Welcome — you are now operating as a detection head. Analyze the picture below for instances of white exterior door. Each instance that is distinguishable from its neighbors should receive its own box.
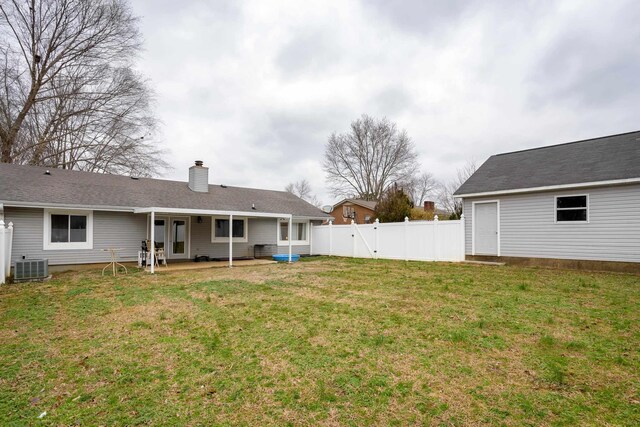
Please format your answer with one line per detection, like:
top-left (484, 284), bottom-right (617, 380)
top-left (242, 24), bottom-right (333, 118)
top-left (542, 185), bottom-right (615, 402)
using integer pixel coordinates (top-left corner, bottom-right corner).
top-left (474, 202), bottom-right (499, 255)
top-left (169, 217), bottom-right (189, 259)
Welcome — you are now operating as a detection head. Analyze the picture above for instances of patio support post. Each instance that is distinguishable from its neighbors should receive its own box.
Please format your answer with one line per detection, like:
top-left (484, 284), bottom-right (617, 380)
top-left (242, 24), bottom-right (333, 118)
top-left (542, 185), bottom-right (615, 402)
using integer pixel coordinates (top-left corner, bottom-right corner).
top-left (229, 214), bottom-right (233, 268)
top-left (150, 211), bottom-right (155, 274)
top-left (288, 215), bottom-right (292, 263)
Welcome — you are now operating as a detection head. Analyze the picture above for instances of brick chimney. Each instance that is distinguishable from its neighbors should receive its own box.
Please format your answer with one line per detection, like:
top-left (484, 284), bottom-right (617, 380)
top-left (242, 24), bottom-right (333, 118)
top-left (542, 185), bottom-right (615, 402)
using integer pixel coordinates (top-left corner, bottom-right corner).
top-left (423, 200), bottom-right (435, 212)
top-left (188, 160), bottom-right (209, 192)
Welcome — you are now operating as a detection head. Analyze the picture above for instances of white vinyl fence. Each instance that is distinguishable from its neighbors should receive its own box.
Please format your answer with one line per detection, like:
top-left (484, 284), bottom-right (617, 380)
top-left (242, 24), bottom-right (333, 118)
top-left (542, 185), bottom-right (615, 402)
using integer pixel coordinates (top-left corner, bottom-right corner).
top-left (0, 220), bottom-right (14, 284)
top-left (311, 215), bottom-right (465, 262)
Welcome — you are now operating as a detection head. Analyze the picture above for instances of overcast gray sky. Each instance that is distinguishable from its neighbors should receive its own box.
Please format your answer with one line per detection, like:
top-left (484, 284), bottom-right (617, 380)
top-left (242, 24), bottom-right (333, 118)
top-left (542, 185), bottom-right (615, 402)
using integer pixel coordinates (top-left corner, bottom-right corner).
top-left (130, 0), bottom-right (640, 205)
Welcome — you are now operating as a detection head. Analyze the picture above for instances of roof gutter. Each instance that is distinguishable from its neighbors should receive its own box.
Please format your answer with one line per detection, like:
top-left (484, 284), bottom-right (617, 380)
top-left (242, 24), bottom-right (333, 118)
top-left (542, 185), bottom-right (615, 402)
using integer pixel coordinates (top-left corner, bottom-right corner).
top-left (0, 200), bottom-right (332, 219)
top-left (0, 200), bottom-right (135, 212)
top-left (294, 215), bottom-right (333, 221)
top-left (454, 177), bottom-right (640, 199)
top-left (134, 207), bottom-right (294, 219)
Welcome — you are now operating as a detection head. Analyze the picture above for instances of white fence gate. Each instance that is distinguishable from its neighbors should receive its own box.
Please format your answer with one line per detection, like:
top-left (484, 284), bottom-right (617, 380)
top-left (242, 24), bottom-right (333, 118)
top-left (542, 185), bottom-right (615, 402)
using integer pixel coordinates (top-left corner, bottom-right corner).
top-left (0, 220), bottom-right (14, 284)
top-left (311, 215), bottom-right (465, 262)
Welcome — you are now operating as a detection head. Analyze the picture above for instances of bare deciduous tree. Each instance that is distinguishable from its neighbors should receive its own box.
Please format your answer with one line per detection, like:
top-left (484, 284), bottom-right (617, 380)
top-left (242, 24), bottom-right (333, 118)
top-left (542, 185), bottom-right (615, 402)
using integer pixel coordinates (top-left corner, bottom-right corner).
top-left (401, 171), bottom-right (437, 206)
top-left (285, 178), bottom-right (321, 207)
top-left (0, 0), bottom-right (166, 176)
top-left (438, 160), bottom-right (477, 218)
top-left (323, 115), bottom-right (418, 201)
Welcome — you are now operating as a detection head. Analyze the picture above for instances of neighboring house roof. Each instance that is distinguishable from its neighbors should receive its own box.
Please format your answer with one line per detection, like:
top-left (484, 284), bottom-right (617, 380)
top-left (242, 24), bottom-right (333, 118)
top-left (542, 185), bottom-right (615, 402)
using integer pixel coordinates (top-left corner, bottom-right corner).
top-left (0, 163), bottom-right (329, 218)
top-left (332, 198), bottom-right (377, 210)
top-left (455, 131), bottom-right (640, 196)
top-left (433, 208), bottom-right (450, 217)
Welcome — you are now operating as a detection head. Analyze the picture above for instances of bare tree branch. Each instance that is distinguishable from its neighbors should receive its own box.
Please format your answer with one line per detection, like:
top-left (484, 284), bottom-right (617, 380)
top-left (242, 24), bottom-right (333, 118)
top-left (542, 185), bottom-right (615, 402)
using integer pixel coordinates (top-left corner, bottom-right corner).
top-left (437, 159), bottom-right (477, 218)
top-left (400, 171), bottom-right (437, 206)
top-left (0, 0), bottom-right (167, 176)
top-left (323, 114), bottom-right (418, 201)
top-left (285, 178), bottom-right (321, 207)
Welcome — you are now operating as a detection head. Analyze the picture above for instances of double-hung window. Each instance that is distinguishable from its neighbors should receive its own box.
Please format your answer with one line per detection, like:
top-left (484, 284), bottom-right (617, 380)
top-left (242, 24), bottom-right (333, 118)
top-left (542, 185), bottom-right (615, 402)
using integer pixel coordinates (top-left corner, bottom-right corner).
top-left (555, 195), bottom-right (588, 222)
top-left (44, 209), bottom-right (93, 250)
top-left (278, 219), bottom-right (309, 245)
top-left (343, 206), bottom-right (355, 218)
top-left (211, 216), bottom-right (248, 242)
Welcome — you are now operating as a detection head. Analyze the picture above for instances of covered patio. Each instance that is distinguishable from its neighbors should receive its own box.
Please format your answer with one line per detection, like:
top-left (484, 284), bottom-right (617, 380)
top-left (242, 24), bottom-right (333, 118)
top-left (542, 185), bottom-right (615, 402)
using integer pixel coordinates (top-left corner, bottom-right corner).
top-left (152, 258), bottom-right (277, 272)
top-left (134, 207), bottom-right (297, 273)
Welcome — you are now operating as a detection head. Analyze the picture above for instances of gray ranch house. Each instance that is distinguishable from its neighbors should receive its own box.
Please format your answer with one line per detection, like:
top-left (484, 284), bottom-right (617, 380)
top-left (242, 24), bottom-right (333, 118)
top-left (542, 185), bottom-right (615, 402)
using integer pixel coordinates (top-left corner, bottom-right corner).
top-left (0, 161), bottom-right (330, 272)
top-left (454, 131), bottom-right (640, 272)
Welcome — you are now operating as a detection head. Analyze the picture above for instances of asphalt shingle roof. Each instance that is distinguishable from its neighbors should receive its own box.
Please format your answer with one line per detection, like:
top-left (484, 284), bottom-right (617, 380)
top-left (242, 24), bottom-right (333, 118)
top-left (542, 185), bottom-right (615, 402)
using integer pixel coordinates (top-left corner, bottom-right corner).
top-left (454, 131), bottom-right (640, 196)
top-left (333, 199), bottom-right (378, 210)
top-left (0, 163), bottom-right (329, 218)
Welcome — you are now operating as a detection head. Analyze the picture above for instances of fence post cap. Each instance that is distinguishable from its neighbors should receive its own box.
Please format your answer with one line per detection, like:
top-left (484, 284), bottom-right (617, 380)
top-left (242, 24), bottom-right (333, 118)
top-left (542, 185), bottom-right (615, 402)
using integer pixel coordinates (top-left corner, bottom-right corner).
top-left (374, 218), bottom-right (379, 224)
top-left (434, 215), bottom-right (439, 221)
top-left (7, 222), bottom-right (13, 229)
top-left (0, 220), bottom-right (4, 227)
top-left (351, 219), bottom-right (355, 225)
top-left (404, 216), bottom-right (409, 222)
top-left (460, 213), bottom-right (465, 219)
top-left (329, 220), bottom-right (333, 225)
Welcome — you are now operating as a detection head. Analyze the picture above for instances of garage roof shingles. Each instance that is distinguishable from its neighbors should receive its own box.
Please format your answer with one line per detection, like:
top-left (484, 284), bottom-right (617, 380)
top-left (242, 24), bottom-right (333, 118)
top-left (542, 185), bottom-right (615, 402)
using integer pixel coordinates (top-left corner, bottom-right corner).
top-left (455, 131), bottom-right (640, 195)
top-left (0, 163), bottom-right (328, 217)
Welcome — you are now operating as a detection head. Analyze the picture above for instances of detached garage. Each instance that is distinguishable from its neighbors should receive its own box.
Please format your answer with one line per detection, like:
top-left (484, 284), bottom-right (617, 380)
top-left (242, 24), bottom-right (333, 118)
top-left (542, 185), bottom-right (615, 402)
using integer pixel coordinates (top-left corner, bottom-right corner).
top-left (454, 131), bottom-right (640, 272)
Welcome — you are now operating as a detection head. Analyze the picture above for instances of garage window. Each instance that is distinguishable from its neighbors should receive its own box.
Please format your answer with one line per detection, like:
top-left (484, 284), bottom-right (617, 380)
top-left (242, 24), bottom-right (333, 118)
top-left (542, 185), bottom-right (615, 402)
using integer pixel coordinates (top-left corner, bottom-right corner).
top-left (555, 195), bottom-right (588, 222)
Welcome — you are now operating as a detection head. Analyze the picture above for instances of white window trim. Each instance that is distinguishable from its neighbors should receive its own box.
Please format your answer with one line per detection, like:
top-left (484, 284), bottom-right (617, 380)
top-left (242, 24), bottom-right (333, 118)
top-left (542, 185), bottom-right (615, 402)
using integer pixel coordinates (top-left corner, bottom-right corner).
top-left (211, 215), bottom-right (248, 243)
top-left (277, 219), bottom-right (310, 246)
top-left (554, 194), bottom-right (589, 224)
top-left (43, 209), bottom-right (94, 250)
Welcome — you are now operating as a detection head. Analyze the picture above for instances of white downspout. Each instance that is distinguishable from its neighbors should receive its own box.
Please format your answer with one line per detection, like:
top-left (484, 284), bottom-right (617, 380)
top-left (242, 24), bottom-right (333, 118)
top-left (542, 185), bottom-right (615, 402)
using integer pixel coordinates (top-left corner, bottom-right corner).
top-left (288, 215), bottom-right (292, 262)
top-left (229, 214), bottom-right (233, 268)
top-left (150, 210), bottom-right (155, 274)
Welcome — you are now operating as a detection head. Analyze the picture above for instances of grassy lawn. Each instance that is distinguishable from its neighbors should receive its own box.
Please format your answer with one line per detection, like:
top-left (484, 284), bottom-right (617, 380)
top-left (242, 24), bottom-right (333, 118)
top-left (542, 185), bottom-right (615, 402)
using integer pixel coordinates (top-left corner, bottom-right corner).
top-left (0, 257), bottom-right (638, 425)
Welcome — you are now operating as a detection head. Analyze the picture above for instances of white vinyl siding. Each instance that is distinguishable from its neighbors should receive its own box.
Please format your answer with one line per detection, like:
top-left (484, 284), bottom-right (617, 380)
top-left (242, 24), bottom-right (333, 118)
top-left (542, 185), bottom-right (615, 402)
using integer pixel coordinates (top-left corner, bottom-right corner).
top-left (7, 207), bottom-right (146, 265)
top-left (6, 208), bottom-right (319, 267)
top-left (188, 166), bottom-right (209, 192)
top-left (463, 184), bottom-right (640, 262)
top-left (189, 217), bottom-right (315, 259)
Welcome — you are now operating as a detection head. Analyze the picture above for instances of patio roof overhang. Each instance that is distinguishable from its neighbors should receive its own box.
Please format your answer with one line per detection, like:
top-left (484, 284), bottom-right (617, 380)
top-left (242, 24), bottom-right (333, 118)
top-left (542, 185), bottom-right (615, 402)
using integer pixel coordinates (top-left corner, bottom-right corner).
top-left (133, 206), bottom-right (293, 219)
top-left (133, 207), bottom-right (330, 221)
top-left (138, 207), bottom-right (311, 273)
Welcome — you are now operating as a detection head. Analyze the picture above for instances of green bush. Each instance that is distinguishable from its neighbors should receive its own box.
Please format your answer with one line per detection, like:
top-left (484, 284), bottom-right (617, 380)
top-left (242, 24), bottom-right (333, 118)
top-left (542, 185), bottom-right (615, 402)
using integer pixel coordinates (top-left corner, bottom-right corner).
top-left (375, 185), bottom-right (413, 222)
